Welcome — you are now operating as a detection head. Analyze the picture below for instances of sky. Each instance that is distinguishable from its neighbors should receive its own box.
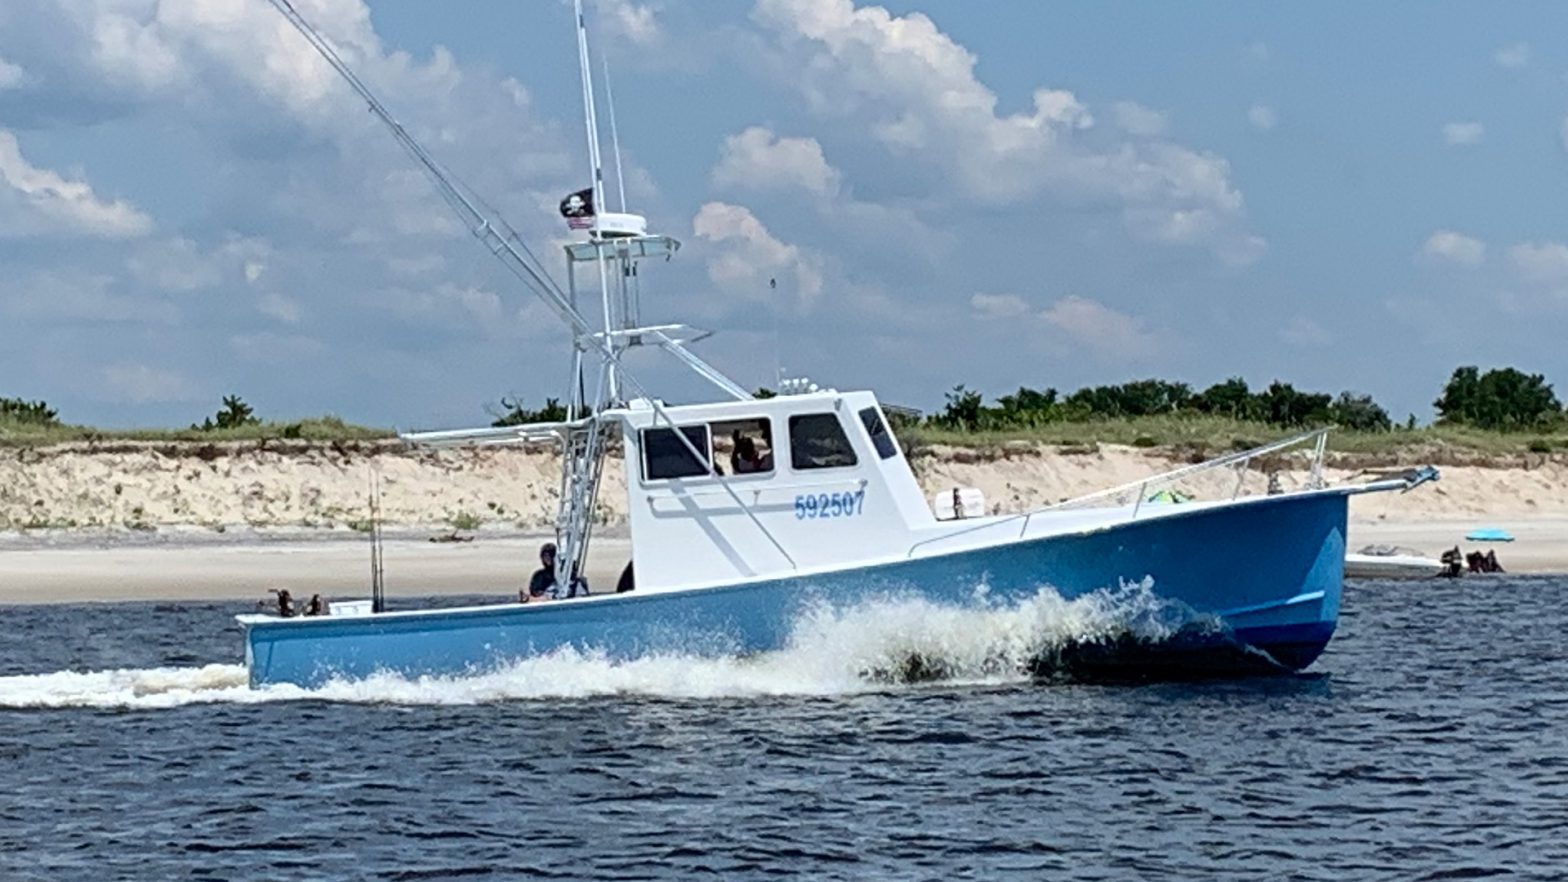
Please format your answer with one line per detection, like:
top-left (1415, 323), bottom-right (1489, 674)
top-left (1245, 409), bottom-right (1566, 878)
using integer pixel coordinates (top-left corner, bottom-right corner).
top-left (1, 0), bottom-right (1567, 430)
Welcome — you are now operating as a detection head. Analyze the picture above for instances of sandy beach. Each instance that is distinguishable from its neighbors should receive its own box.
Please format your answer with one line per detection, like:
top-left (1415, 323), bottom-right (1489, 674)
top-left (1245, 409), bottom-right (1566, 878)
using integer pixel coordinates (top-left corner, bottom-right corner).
top-left (0, 530), bottom-right (633, 605)
top-left (1, 441), bottom-right (1562, 604)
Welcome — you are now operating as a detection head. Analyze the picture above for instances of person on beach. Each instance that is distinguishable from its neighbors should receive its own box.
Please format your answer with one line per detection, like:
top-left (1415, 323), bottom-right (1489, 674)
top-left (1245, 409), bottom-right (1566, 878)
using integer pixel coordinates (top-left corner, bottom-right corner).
top-left (1439, 547), bottom-right (1463, 579)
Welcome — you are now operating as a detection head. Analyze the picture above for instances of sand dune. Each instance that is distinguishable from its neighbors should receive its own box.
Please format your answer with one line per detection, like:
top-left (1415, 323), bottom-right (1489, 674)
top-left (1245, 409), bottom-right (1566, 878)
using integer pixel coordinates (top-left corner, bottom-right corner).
top-left (1, 440), bottom-right (1559, 603)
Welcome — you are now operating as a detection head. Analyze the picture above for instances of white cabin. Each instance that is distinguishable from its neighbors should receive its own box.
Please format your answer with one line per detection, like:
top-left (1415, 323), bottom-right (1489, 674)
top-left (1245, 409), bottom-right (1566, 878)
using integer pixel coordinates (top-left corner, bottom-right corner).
top-left (610, 388), bottom-right (1153, 593)
top-left (615, 389), bottom-right (934, 591)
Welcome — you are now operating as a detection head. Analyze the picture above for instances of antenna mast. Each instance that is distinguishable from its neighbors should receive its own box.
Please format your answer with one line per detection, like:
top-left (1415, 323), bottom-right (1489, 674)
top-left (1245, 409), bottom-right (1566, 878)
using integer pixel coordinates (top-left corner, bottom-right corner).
top-left (602, 56), bottom-right (628, 212)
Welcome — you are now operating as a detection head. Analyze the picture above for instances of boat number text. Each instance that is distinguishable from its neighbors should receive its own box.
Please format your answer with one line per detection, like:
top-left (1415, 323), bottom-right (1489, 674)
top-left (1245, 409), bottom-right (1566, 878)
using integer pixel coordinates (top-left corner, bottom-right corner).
top-left (795, 490), bottom-right (866, 520)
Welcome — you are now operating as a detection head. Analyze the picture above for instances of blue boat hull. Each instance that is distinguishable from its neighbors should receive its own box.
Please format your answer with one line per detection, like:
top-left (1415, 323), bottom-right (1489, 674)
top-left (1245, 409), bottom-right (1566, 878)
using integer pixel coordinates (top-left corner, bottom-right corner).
top-left (244, 492), bottom-right (1348, 688)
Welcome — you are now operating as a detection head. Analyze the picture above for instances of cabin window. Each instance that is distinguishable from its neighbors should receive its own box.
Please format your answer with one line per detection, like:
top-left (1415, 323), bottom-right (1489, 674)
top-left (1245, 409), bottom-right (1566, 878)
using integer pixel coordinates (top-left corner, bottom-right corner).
top-left (641, 425), bottom-right (711, 480)
top-left (858, 406), bottom-right (898, 460)
top-left (711, 418), bottom-right (774, 475)
top-left (788, 413), bottom-right (859, 470)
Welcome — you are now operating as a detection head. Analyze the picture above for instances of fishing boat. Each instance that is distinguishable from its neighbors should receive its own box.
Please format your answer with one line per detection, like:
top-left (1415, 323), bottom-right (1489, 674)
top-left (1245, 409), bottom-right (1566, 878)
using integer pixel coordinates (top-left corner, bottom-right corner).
top-left (239, 1), bottom-right (1439, 688)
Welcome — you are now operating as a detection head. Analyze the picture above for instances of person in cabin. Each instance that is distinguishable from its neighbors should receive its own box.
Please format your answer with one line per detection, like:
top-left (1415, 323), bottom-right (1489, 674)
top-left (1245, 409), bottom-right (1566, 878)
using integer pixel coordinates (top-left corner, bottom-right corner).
top-left (616, 561), bottom-right (635, 594)
top-left (731, 432), bottom-right (772, 474)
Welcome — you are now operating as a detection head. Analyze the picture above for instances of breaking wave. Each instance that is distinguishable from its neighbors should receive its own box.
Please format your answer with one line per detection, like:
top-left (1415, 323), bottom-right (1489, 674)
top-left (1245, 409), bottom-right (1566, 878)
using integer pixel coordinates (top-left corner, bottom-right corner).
top-left (0, 579), bottom-right (1264, 711)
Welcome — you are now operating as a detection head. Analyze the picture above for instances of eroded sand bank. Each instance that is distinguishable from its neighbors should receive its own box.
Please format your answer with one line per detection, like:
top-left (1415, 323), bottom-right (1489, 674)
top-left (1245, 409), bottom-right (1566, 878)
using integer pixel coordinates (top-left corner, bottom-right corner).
top-left (1, 441), bottom-right (1560, 603)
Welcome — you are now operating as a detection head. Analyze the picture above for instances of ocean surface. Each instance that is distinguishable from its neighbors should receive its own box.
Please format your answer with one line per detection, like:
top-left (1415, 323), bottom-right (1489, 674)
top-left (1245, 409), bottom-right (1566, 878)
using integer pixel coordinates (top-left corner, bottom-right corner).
top-left (2, 576), bottom-right (1565, 880)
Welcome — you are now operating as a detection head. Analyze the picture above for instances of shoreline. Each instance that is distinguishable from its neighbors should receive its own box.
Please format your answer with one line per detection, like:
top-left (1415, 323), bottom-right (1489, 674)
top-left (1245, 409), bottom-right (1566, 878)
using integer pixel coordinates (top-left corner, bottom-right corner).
top-left (0, 518), bottom-right (1557, 606)
top-left (3, 442), bottom-right (1563, 604)
top-left (0, 531), bottom-right (633, 606)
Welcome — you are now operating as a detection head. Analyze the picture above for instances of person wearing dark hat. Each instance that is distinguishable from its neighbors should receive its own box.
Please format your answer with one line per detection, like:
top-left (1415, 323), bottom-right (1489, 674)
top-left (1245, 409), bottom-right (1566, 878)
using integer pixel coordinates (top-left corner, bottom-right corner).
top-left (523, 543), bottom-right (558, 602)
top-left (522, 542), bottom-right (591, 602)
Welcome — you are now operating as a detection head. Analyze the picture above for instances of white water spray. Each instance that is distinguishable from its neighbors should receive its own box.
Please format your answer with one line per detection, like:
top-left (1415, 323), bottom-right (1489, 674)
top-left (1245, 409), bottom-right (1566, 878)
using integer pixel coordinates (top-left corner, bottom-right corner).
top-left (0, 581), bottom-right (1216, 710)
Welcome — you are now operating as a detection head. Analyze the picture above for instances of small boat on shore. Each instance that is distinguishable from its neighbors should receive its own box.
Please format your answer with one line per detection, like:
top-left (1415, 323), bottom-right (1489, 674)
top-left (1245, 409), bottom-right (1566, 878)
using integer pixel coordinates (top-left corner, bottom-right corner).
top-left (1344, 546), bottom-right (1445, 580)
top-left (238, 1), bottom-right (1438, 689)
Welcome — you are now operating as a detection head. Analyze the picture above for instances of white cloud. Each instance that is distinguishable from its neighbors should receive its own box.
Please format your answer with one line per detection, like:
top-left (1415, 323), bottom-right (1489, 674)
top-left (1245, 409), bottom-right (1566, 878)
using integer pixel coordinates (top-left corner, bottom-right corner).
top-left (1493, 42), bottom-right (1530, 69)
top-left (127, 237), bottom-right (222, 292)
top-left (1509, 241), bottom-right (1568, 285)
top-left (230, 331), bottom-right (325, 363)
top-left (1111, 101), bottom-right (1168, 138)
top-left (692, 201), bottom-right (823, 308)
top-left (969, 292), bottom-right (1030, 319)
top-left (0, 129), bottom-right (153, 238)
top-left (389, 254), bottom-right (446, 276)
top-left (751, 0), bottom-right (1256, 261)
top-left (1442, 121), bottom-right (1484, 146)
top-left (1279, 316), bottom-right (1332, 348)
top-left (0, 269), bottom-right (174, 324)
top-left (592, 0), bottom-right (664, 47)
top-left (1420, 230), bottom-right (1486, 267)
top-left (1247, 104), bottom-right (1277, 131)
top-left (1039, 295), bottom-right (1155, 356)
top-left (0, 55), bottom-right (24, 90)
top-left (101, 363), bottom-right (200, 404)
top-left (712, 126), bottom-right (841, 196)
top-left (258, 291), bottom-right (302, 324)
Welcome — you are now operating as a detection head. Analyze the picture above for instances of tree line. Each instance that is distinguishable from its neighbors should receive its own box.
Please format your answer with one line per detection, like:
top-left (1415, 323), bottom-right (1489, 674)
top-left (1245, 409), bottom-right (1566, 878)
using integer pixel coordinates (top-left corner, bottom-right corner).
top-left (925, 366), bottom-right (1563, 433)
top-left (3, 365), bottom-right (1563, 436)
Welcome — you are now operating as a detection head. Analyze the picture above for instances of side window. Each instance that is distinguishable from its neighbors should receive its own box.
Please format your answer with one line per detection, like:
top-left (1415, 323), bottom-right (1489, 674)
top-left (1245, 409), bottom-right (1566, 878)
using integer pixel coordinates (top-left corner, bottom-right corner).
top-left (858, 406), bottom-right (898, 460)
top-left (789, 413), bottom-right (859, 470)
top-left (641, 425), bottom-right (711, 480)
top-left (711, 418), bottom-right (774, 476)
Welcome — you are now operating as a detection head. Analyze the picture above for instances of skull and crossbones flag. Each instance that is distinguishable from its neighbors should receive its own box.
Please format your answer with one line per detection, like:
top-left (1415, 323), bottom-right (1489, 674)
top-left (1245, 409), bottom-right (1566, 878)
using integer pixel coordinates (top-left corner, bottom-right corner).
top-left (559, 188), bottom-right (595, 230)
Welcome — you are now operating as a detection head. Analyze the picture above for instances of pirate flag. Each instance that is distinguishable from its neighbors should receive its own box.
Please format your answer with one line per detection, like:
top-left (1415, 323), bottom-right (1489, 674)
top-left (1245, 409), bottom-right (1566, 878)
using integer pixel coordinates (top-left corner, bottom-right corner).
top-left (559, 187), bottom-right (595, 230)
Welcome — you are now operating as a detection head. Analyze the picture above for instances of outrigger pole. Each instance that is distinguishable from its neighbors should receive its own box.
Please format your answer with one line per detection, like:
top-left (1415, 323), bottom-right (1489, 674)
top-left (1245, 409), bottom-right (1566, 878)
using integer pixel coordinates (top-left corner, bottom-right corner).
top-left (268, 0), bottom-right (793, 586)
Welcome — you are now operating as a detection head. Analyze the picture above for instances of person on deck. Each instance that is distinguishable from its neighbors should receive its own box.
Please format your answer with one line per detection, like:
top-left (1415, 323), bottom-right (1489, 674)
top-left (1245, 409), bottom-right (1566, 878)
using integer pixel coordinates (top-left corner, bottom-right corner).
top-left (522, 542), bottom-right (590, 602)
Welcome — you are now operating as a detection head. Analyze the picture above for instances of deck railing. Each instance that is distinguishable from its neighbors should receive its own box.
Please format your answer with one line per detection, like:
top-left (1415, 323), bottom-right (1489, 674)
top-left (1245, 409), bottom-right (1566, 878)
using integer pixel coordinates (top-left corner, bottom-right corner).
top-left (1044, 426), bottom-right (1332, 517)
top-left (906, 427), bottom-right (1335, 558)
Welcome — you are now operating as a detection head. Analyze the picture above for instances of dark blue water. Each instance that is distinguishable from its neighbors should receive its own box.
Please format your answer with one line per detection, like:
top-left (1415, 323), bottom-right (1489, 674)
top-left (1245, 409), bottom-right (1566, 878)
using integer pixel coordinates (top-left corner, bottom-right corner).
top-left (2, 577), bottom-right (1565, 880)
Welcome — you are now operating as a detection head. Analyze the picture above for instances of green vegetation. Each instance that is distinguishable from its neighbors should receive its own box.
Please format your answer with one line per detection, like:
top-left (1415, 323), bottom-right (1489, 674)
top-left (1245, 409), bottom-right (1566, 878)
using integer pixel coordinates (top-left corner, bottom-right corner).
top-left (927, 377), bottom-right (1392, 433)
top-left (1433, 366), bottom-right (1561, 431)
top-left (491, 395), bottom-right (569, 426)
top-left (4, 363), bottom-right (1566, 458)
top-left (0, 397), bottom-right (60, 426)
top-left (900, 413), bottom-right (1567, 458)
top-left (192, 394), bottom-right (260, 432)
top-left (0, 413), bottom-right (388, 447)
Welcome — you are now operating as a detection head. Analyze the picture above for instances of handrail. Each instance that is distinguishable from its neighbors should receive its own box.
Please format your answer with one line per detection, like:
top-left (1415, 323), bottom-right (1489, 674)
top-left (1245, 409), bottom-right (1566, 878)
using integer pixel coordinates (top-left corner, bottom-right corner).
top-left (1042, 427), bottom-right (1330, 513)
top-left (905, 427), bottom-right (1335, 559)
top-left (650, 477), bottom-right (867, 503)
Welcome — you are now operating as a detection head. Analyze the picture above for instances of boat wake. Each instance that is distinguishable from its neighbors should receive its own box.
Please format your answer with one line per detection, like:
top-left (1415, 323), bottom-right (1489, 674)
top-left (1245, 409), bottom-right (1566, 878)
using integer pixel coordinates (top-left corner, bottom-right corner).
top-left (0, 580), bottom-right (1275, 710)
